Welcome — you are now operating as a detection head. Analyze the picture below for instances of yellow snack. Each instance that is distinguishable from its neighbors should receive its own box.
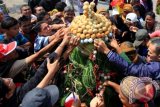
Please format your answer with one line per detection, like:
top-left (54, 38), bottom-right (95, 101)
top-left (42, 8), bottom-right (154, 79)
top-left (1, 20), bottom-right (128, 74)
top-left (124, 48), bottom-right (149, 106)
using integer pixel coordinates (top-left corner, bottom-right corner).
top-left (86, 34), bottom-right (91, 38)
top-left (91, 34), bottom-right (96, 39)
top-left (80, 34), bottom-right (85, 39)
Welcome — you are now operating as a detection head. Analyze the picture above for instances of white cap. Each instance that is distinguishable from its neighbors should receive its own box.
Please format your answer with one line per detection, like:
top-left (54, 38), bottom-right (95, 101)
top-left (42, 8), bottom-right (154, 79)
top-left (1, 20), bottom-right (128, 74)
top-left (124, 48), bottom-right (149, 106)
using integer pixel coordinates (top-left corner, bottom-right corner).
top-left (126, 13), bottom-right (138, 23)
top-left (112, 7), bottom-right (119, 16)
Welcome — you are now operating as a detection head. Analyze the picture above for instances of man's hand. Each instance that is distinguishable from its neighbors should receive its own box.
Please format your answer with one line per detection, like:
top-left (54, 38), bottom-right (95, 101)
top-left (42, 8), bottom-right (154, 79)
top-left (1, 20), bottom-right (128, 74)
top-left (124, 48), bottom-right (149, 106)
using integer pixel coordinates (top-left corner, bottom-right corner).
top-left (61, 35), bottom-right (71, 46)
top-left (62, 37), bottom-right (80, 60)
top-left (110, 39), bottom-right (119, 49)
top-left (53, 28), bottom-right (65, 42)
top-left (47, 58), bottom-right (59, 73)
top-left (129, 26), bottom-right (138, 32)
top-left (94, 39), bottom-right (110, 55)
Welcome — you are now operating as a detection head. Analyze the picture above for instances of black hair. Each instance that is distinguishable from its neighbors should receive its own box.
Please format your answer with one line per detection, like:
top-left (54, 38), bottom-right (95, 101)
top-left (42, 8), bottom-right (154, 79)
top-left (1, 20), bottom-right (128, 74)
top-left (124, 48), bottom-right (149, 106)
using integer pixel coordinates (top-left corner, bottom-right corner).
top-left (36, 12), bottom-right (49, 22)
top-left (0, 78), bottom-right (9, 99)
top-left (145, 11), bottom-right (156, 19)
top-left (33, 5), bottom-right (43, 14)
top-left (55, 2), bottom-right (67, 12)
top-left (1, 17), bottom-right (18, 29)
top-left (18, 16), bottom-right (31, 26)
top-left (32, 21), bottom-right (45, 33)
top-left (20, 4), bottom-right (30, 12)
top-left (52, 17), bottom-right (63, 24)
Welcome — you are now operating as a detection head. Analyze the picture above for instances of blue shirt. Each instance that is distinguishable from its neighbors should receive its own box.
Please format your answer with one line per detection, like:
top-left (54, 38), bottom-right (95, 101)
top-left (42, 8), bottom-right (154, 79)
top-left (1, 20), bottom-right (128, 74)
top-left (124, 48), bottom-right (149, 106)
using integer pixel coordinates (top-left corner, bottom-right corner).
top-left (107, 51), bottom-right (160, 80)
top-left (0, 32), bottom-right (29, 46)
top-left (34, 35), bottom-right (49, 52)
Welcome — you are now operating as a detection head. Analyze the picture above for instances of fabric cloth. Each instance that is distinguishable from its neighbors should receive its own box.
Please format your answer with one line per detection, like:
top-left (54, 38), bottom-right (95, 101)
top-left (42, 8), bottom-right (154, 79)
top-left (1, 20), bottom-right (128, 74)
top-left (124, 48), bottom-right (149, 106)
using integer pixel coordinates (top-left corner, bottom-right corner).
top-left (0, 41), bottom-right (17, 58)
top-left (0, 60), bottom-right (15, 76)
top-left (143, 21), bottom-right (160, 33)
top-left (106, 51), bottom-right (160, 80)
top-left (34, 35), bottom-right (49, 52)
top-left (20, 85), bottom-right (59, 107)
top-left (6, 59), bottom-right (28, 78)
top-left (0, 32), bottom-right (29, 46)
top-left (39, 0), bottom-right (59, 12)
top-left (2, 51), bottom-right (57, 107)
top-left (149, 30), bottom-right (160, 38)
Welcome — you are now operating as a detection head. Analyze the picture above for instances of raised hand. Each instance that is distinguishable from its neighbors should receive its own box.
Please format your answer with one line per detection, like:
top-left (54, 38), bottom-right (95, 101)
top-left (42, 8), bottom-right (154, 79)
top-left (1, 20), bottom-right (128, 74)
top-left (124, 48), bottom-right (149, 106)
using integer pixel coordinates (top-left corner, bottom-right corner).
top-left (94, 39), bottom-right (109, 54)
top-left (47, 58), bottom-right (60, 73)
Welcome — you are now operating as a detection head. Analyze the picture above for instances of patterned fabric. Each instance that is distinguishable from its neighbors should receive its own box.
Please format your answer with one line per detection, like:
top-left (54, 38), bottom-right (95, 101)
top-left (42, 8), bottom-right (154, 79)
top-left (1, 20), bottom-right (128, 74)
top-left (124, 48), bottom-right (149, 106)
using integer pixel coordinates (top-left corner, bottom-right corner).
top-left (0, 32), bottom-right (29, 46)
top-left (34, 35), bottom-right (49, 52)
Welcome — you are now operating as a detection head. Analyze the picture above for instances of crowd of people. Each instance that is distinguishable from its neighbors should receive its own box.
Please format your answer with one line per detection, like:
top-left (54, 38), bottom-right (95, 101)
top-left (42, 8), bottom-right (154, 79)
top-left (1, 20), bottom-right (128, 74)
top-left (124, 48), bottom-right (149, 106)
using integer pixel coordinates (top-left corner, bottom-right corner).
top-left (0, 0), bottom-right (160, 107)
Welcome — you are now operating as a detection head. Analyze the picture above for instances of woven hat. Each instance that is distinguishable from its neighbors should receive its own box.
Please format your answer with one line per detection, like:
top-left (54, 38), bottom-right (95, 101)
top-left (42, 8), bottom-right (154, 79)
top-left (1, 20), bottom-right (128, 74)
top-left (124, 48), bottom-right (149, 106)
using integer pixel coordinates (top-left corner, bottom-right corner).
top-left (120, 76), bottom-right (159, 104)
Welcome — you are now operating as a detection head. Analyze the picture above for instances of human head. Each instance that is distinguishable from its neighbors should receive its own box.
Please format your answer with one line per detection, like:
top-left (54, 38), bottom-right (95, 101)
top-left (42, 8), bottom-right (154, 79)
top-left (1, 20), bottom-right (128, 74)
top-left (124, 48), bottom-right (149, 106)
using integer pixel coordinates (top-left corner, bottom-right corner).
top-left (133, 29), bottom-right (149, 48)
top-left (34, 5), bottom-right (45, 15)
top-left (0, 77), bottom-right (16, 100)
top-left (97, 7), bottom-right (109, 19)
top-left (18, 16), bottom-right (32, 34)
top-left (120, 76), bottom-right (159, 107)
top-left (64, 6), bottom-right (75, 23)
top-left (1, 17), bottom-right (19, 37)
top-left (145, 11), bottom-right (156, 27)
top-left (120, 41), bottom-right (137, 62)
top-left (37, 12), bottom-right (52, 24)
top-left (147, 37), bottom-right (160, 62)
top-left (122, 4), bottom-right (133, 18)
top-left (125, 13), bottom-right (138, 27)
top-left (20, 4), bottom-right (32, 17)
top-left (55, 2), bottom-right (67, 12)
top-left (33, 21), bottom-right (52, 36)
top-left (133, 5), bottom-right (141, 17)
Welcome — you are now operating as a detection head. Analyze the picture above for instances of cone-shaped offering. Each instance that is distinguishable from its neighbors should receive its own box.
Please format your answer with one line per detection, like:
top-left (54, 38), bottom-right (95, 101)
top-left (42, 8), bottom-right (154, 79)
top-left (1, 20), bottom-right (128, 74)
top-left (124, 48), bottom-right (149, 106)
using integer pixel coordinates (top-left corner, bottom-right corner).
top-left (70, 1), bottom-right (112, 44)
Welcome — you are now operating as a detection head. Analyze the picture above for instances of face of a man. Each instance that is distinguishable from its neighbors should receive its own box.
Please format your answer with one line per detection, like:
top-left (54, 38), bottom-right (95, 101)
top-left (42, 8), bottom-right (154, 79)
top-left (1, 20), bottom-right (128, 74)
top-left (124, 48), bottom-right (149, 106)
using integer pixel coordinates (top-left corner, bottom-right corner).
top-left (35, 6), bottom-right (45, 15)
top-left (39, 23), bottom-right (52, 36)
top-left (21, 6), bottom-right (32, 16)
top-left (43, 15), bottom-right (52, 24)
top-left (146, 43), bottom-right (160, 62)
top-left (20, 21), bottom-right (32, 34)
top-left (145, 15), bottom-right (155, 27)
top-left (6, 24), bottom-right (20, 38)
top-left (64, 11), bottom-right (75, 23)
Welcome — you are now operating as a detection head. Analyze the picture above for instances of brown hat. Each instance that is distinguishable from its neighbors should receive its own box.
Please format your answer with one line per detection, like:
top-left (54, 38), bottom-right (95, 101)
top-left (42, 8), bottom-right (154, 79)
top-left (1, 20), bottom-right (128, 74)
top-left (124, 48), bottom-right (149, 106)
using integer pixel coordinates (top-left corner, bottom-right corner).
top-left (120, 76), bottom-right (159, 104)
top-left (120, 41), bottom-right (135, 53)
top-left (123, 4), bottom-right (133, 12)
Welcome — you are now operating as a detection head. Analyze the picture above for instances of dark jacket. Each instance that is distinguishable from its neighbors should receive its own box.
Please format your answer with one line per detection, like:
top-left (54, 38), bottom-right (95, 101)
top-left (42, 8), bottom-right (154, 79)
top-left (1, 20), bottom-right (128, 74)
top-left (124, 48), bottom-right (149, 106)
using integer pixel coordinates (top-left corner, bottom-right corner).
top-left (107, 51), bottom-right (160, 80)
top-left (2, 52), bottom-right (57, 107)
top-left (39, 0), bottom-right (59, 12)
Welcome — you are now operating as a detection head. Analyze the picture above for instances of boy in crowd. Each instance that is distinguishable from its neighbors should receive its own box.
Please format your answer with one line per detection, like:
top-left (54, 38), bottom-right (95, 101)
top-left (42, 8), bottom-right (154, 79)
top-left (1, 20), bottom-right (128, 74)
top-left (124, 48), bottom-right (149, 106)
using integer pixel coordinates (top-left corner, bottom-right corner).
top-left (0, 17), bottom-right (32, 50)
